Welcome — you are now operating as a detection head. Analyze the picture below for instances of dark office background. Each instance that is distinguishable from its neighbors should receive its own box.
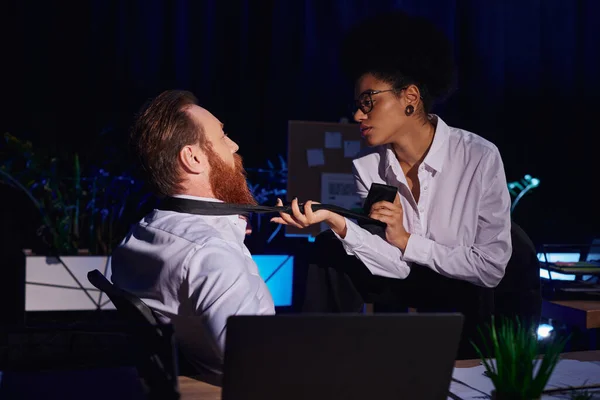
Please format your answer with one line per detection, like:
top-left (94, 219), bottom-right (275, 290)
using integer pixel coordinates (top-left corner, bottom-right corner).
top-left (2, 0), bottom-right (599, 246)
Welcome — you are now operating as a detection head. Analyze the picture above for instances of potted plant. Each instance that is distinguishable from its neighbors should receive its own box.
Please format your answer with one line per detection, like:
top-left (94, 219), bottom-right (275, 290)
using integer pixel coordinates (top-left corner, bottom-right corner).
top-left (1, 133), bottom-right (155, 312)
top-left (2, 133), bottom-right (158, 254)
top-left (472, 317), bottom-right (569, 400)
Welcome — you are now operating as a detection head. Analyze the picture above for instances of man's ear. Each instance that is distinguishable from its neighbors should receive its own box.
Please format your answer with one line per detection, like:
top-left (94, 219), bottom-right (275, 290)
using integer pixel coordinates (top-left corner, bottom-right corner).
top-left (179, 144), bottom-right (207, 174)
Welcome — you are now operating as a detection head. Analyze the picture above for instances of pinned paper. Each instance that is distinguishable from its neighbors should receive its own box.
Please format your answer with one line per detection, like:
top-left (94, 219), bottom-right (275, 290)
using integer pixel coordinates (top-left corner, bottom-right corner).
top-left (321, 173), bottom-right (362, 208)
top-left (306, 148), bottom-right (325, 167)
top-left (324, 131), bottom-right (342, 149)
top-left (320, 173), bottom-right (362, 232)
top-left (344, 140), bottom-right (361, 158)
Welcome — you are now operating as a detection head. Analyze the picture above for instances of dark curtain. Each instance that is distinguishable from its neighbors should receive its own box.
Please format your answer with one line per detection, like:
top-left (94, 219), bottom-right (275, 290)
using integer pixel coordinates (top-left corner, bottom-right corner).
top-left (2, 0), bottom-right (599, 244)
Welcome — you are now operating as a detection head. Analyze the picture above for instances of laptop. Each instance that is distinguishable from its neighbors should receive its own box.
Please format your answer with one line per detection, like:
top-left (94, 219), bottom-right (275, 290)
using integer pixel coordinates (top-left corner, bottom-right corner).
top-left (222, 313), bottom-right (464, 400)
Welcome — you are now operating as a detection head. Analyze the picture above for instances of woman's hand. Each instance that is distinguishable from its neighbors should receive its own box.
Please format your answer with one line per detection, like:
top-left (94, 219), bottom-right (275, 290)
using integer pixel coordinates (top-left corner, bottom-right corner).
top-left (270, 198), bottom-right (348, 238)
top-left (369, 194), bottom-right (410, 251)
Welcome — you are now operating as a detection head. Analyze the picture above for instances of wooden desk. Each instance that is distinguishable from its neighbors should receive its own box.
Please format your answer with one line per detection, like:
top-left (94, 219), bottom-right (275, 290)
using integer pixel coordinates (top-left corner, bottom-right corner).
top-left (543, 300), bottom-right (600, 329)
top-left (179, 377), bottom-right (221, 400)
top-left (178, 350), bottom-right (600, 400)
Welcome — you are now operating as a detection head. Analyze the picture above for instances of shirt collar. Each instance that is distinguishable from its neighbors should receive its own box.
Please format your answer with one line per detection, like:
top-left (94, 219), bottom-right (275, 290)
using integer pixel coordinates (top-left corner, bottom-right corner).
top-left (169, 194), bottom-right (247, 233)
top-left (422, 115), bottom-right (449, 173)
top-left (383, 114), bottom-right (449, 176)
top-left (171, 194), bottom-right (223, 203)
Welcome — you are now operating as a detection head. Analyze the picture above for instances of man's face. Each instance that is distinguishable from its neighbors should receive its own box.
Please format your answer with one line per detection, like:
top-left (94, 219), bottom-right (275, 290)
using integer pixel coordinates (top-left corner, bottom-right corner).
top-left (186, 105), bottom-right (256, 205)
top-left (186, 105), bottom-right (238, 169)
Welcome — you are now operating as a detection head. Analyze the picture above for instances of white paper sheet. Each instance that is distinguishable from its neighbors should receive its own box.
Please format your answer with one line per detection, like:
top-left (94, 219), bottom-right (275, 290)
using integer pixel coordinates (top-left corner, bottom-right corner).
top-left (448, 360), bottom-right (600, 400)
top-left (320, 173), bottom-right (362, 209)
top-left (449, 365), bottom-right (494, 399)
top-left (320, 172), bottom-right (363, 231)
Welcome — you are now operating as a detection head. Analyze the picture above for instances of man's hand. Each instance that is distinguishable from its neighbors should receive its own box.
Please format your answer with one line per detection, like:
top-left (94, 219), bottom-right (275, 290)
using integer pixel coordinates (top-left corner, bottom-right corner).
top-left (270, 198), bottom-right (348, 238)
top-left (369, 194), bottom-right (410, 251)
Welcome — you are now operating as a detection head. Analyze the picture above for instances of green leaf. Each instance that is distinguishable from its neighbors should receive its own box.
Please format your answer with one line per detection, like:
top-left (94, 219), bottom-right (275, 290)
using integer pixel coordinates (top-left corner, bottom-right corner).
top-left (475, 316), bottom-right (569, 398)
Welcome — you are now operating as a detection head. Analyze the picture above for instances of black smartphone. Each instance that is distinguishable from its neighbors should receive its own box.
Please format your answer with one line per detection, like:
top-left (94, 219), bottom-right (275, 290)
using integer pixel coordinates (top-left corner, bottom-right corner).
top-left (362, 183), bottom-right (398, 214)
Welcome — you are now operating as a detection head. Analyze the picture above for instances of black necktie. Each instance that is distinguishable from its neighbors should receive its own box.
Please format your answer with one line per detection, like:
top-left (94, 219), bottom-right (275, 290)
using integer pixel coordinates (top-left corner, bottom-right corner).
top-left (156, 196), bottom-right (386, 230)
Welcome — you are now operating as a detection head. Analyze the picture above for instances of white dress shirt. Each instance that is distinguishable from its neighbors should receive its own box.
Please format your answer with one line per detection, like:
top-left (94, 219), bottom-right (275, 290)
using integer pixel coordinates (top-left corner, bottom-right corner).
top-left (110, 195), bottom-right (275, 380)
top-left (336, 115), bottom-right (512, 288)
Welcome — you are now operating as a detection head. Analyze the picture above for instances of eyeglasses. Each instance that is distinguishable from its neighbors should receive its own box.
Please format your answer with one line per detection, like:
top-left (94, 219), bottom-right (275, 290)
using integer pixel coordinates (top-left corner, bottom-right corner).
top-left (353, 89), bottom-right (395, 115)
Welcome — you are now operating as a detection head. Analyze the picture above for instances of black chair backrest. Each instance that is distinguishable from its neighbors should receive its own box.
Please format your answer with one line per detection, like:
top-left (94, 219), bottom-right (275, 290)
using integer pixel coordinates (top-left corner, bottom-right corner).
top-left (87, 269), bottom-right (158, 327)
top-left (493, 221), bottom-right (542, 331)
top-left (87, 269), bottom-right (180, 400)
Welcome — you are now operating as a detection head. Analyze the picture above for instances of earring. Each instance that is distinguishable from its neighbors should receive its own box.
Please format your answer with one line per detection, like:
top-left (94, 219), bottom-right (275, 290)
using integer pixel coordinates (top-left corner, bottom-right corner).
top-left (405, 105), bottom-right (415, 116)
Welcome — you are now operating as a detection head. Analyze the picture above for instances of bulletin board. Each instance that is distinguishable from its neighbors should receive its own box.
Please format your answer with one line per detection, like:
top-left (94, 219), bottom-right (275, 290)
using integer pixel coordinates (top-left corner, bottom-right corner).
top-left (286, 120), bottom-right (365, 238)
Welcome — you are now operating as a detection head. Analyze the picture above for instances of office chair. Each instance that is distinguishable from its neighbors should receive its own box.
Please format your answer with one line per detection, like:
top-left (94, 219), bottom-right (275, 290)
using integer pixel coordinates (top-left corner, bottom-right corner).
top-left (493, 221), bottom-right (542, 333)
top-left (87, 269), bottom-right (180, 400)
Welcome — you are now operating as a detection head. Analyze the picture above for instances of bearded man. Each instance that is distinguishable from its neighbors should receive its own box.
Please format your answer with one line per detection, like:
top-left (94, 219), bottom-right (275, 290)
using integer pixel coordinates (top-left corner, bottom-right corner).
top-left (111, 90), bottom-right (274, 384)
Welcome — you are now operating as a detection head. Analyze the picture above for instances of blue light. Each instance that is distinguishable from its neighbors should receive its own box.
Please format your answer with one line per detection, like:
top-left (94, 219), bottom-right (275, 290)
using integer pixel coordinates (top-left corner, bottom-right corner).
top-left (537, 252), bottom-right (580, 281)
top-left (537, 252), bottom-right (580, 262)
top-left (253, 255), bottom-right (294, 307)
top-left (539, 269), bottom-right (576, 281)
top-left (284, 232), bottom-right (318, 243)
top-left (537, 324), bottom-right (554, 340)
top-left (509, 173), bottom-right (540, 213)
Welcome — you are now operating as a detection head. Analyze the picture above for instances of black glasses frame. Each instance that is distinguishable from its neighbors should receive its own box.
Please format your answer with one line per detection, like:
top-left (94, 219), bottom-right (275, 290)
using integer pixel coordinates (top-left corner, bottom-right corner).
top-left (353, 87), bottom-right (408, 115)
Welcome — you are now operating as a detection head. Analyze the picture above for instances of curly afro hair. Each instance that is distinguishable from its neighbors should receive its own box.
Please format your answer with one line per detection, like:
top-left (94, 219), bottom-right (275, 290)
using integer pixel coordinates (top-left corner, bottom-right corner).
top-left (340, 10), bottom-right (456, 113)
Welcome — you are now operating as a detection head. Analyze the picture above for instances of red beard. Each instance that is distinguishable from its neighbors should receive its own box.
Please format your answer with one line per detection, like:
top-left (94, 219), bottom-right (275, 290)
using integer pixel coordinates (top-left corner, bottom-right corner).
top-left (207, 149), bottom-right (257, 206)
